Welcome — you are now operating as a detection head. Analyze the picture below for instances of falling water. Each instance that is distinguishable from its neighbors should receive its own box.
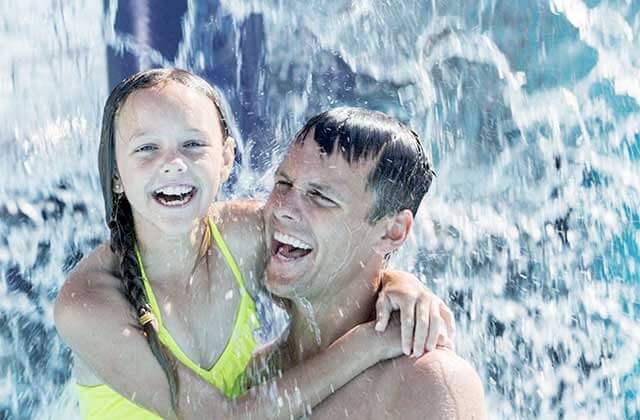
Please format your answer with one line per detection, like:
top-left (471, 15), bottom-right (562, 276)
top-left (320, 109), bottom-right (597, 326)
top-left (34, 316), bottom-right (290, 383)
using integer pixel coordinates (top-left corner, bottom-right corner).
top-left (1, 0), bottom-right (638, 419)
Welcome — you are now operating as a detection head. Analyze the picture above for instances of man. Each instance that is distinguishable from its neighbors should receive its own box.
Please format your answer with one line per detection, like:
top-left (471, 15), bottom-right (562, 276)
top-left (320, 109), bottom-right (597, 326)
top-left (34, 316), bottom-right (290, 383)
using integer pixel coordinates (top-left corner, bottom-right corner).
top-left (263, 107), bottom-right (485, 419)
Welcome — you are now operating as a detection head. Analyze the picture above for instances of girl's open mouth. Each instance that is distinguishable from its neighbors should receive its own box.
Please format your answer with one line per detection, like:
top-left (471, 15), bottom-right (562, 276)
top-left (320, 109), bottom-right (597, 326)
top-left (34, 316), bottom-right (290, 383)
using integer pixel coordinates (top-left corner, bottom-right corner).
top-left (152, 185), bottom-right (197, 207)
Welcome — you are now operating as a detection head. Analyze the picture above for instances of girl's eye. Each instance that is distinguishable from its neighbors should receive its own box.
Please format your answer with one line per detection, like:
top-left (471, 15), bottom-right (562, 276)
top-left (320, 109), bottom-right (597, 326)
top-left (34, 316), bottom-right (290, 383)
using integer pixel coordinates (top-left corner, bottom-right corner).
top-left (134, 144), bottom-right (157, 153)
top-left (183, 140), bottom-right (205, 148)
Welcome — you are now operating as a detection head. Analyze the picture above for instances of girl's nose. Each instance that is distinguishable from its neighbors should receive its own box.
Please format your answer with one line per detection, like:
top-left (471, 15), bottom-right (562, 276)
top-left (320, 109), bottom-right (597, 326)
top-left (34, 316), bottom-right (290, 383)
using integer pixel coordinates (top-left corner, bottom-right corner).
top-left (161, 154), bottom-right (187, 174)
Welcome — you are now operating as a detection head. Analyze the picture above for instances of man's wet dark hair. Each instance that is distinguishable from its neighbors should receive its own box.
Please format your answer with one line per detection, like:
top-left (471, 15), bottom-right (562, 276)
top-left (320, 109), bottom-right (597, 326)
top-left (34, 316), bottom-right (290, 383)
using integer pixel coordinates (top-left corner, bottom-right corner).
top-left (294, 107), bottom-right (435, 223)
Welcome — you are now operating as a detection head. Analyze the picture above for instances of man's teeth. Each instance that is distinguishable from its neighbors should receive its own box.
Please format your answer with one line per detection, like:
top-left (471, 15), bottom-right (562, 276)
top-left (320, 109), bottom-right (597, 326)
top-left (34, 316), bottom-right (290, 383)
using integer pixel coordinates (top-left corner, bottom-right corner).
top-left (154, 185), bottom-right (194, 195)
top-left (274, 231), bottom-right (312, 250)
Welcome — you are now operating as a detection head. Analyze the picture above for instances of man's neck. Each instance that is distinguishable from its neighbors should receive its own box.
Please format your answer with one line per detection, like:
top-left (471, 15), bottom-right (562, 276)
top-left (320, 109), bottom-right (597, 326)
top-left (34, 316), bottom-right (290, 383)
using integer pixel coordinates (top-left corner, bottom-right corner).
top-left (286, 257), bottom-right (384, 364)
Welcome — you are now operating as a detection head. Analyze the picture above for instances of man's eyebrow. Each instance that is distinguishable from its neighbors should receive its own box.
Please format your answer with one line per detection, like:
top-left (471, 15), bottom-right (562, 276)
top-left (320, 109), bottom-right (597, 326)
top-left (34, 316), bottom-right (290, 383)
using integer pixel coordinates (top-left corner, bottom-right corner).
top-left (274, 170), bottom-right (345, 201)
top-left (275, 169), bottom-right (291, 180)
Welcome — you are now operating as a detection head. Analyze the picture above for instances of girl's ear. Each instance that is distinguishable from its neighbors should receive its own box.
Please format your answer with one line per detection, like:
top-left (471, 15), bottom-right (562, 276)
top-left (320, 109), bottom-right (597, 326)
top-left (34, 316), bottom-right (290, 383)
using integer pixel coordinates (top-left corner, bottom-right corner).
top-left (220, 136), bottom-right (236, 182)
top-left (112, 172), bottom-right (124, 194)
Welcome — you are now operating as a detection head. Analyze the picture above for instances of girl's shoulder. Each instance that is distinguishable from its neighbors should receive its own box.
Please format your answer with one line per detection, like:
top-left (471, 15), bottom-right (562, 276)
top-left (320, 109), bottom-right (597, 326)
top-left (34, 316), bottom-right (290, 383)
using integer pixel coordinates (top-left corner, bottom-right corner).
top-left (60, 241), bottom-right (121, 294)
top-left (54, 241), bottom-right (133, 344)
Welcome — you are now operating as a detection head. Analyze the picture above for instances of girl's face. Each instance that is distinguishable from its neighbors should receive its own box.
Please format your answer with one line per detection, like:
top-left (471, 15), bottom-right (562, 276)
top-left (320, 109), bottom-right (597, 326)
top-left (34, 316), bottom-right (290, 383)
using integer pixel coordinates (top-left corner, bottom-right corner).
top-left (114, 81), bottom-right (234, 236)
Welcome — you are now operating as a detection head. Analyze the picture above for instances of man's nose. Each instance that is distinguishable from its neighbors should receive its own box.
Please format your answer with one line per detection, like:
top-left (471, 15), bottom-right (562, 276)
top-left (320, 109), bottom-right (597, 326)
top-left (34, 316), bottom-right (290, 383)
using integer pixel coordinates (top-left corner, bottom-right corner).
top-left (161, 151), bottom-right (187, 174)
top-left (273, 190), bottom-right (302, 223)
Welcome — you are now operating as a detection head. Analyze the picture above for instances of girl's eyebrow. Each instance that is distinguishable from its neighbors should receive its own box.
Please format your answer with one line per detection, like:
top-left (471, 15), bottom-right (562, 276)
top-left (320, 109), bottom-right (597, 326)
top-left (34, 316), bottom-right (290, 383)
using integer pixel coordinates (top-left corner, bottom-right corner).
top-left (127, 128), bottom-right (207, 143)
top-left (183, 128), bottom-right (207, 135)
top-left (127, 131), bottom-right (151, 143)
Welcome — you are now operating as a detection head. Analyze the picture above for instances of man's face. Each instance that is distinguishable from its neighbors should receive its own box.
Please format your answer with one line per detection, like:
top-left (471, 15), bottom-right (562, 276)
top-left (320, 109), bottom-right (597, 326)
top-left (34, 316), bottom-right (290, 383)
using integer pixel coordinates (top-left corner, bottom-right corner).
top-left (263, 134), bottom-right (386, 299)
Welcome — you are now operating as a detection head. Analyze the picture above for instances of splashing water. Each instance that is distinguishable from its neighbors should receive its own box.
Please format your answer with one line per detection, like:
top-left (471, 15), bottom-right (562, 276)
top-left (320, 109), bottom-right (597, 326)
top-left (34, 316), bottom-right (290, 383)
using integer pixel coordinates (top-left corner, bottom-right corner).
top-left (295, 297), bottom-right (323, 347)
top-left (1, 0), bottom-right (638, 419)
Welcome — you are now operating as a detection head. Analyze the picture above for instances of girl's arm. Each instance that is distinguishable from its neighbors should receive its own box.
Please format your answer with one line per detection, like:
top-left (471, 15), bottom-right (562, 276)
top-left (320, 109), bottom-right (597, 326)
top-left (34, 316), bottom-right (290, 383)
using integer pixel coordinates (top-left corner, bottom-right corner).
top-left (55, 268), bottom-right (399, 420)
top-left (176, 320), bottom-right (398, 419)
top-left (376, 269), bottom-right (456, 357)
top-left (55, 253), bottom-right (453, 420)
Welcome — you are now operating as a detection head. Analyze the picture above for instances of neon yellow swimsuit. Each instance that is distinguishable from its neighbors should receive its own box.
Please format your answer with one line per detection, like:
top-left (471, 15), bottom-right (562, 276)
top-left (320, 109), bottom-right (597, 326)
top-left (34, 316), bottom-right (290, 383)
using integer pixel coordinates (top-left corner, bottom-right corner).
top-left (76, 219), bottom-right (260, 419)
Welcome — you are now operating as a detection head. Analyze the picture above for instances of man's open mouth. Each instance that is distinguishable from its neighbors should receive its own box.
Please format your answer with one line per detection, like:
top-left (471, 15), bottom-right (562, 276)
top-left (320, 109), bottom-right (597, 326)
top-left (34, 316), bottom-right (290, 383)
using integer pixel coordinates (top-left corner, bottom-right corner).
top-left (272, 231), bottom-right (313, 260)
top-left (152, 185), bottom-right (197, 207)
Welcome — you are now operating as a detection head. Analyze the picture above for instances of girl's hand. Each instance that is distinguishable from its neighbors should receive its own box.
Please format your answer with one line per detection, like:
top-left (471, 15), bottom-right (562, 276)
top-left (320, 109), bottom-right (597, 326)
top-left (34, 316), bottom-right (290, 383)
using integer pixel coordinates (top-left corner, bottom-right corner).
top-left (375, 270), bottom-right (456, 357)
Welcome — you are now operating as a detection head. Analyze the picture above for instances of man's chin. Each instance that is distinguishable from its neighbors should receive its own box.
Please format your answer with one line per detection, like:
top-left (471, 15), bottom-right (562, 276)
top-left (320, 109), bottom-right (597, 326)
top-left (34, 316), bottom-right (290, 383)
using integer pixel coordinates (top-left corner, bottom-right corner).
top-left (265, 251), bottom-right (315, 295)
top-left (265, 266), bottom-right (302, 298)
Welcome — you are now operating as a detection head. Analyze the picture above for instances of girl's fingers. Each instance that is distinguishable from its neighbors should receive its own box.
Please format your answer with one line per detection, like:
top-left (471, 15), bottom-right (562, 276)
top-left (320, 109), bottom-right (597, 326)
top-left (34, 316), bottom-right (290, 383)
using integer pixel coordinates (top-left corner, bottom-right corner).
top-left (439, 301), bottom-right (456, 340)
top-left (375, 291), bottom-right (392, 332)
top-left (412, 299), bottom-right (429, 357)
top-left (400, 301), bottom-right (416, 356)
top-left (425, 300), bottom-right (443, 352)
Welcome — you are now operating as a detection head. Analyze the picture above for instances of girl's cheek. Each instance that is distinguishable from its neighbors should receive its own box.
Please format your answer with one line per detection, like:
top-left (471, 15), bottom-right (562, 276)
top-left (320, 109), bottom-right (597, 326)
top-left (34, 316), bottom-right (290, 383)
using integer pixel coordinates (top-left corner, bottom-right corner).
top-left (135, 156), bottom-right (159, 169)
top-left (193, 152), bottom-right (215, 165)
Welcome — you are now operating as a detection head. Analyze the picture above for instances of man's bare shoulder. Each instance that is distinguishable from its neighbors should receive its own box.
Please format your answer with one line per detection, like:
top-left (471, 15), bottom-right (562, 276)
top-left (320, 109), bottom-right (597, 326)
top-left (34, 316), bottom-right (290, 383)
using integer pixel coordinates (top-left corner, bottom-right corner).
top-left (213, 199), bottom-right (265, 242)
top-left (379, 348), bottom-right (486, 420)
top-left (213, 198), bottom-right (264, 221)
top-left (311, 349), bottom-right (483, 420)
top-left (211, 199), bottom-right (267, 292)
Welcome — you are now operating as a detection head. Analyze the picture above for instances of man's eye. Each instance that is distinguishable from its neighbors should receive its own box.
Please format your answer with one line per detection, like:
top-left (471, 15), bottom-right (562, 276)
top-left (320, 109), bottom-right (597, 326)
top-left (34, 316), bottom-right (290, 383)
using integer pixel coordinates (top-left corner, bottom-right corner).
top-left (275, 180), bottom-right (292, 189)
top-left (308, 190), bottom-right (336, 206)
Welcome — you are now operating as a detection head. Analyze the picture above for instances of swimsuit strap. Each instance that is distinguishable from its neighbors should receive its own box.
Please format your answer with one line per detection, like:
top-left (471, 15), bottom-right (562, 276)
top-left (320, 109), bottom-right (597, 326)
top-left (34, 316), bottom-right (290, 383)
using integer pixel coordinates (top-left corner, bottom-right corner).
top-left (134, 217), bottom-right (250, 323)
top-left (135, 244), bottom-right (202, 374)
top-left (208, 218), bottom-right (250, 293)
top-left (134, 245), bottom-right (163, 325)
top-left (133, 217), bottom-right (258, 397)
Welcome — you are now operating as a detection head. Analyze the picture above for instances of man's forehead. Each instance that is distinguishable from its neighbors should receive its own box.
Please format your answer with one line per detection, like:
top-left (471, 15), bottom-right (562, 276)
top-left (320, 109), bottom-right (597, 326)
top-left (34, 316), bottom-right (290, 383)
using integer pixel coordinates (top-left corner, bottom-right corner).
top-left (287, 138), bottom-right (376, 167)
top-left (279, 140), bottom-right (374, 193)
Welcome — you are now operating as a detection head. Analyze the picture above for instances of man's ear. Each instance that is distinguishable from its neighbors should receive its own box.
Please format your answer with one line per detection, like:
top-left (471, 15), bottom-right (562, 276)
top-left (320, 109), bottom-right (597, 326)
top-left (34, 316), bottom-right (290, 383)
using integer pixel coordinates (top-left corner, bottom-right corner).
top-left (375, 209), bottom-right (414, 255)
top-left (220, 136), bottom-right (236, 182)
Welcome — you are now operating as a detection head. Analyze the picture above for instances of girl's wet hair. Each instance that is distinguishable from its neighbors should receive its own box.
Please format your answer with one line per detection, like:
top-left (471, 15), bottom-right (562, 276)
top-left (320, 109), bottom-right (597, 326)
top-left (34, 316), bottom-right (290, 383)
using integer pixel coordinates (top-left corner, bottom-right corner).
top-left (97, 68), bottom-right (231, 410)
top-left (294, 107), bottom-right (435, 223)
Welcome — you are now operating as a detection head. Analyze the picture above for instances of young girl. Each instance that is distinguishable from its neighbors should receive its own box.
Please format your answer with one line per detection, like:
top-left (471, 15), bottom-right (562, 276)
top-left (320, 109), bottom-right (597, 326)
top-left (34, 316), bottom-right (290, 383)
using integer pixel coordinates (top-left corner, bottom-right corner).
top-left (55, 68), bottom-right (454, 419)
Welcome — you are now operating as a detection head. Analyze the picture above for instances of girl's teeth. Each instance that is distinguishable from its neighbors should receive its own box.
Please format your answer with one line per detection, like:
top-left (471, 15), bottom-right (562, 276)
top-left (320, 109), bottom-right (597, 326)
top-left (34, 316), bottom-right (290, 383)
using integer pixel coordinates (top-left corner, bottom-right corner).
top-left (156, 185), bottom-right (193, 195)
top-left (157, 196), bottom-right (189, 206)
top-left (155, 189), bottom-right (195, 207)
